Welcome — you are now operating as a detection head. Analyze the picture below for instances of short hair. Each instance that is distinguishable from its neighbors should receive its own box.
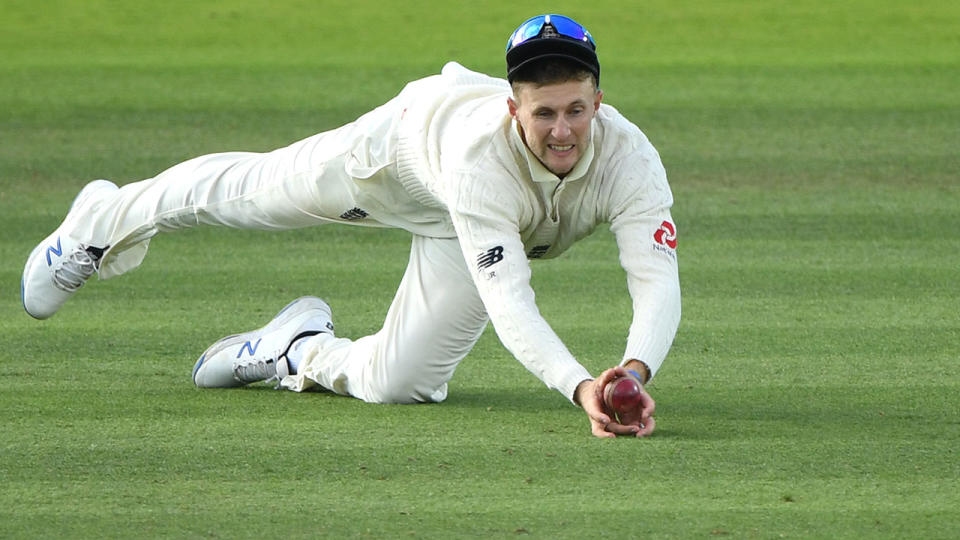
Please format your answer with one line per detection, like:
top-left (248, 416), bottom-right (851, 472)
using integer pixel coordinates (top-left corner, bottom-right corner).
top-left (508, 57), bottom-right (598, 91)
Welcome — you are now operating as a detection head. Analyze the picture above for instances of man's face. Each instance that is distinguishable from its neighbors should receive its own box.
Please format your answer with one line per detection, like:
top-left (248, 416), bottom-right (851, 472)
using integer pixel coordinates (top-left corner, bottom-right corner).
top-left (508, 78), bottom-right (602, 178)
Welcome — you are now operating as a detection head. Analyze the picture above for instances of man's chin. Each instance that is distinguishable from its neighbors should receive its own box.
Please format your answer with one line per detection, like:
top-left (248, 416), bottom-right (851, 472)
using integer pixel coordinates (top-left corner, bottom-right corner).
top-left (546, 161), bottom-right (575, 177)
top-left (533, 150), bottom-right (578, 178)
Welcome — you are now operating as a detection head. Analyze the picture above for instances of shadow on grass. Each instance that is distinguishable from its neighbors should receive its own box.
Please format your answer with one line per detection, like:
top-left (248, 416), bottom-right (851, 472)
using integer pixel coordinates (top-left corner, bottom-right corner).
top-left (657, 384), bottom-right (952, 442)
top-left (167, 380), bottom-right (954, 445)
top-left (210, 382), bottom-right (565, 410)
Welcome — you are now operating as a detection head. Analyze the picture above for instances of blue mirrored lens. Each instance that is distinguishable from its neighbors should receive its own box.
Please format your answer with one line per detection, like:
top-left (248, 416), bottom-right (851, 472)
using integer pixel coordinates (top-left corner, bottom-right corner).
top-left (507, 15), bottom-right (547, 50)
top-left (548, 15), bottom-right (594, 44)
top-left (506, 14), bottom-right (595, 51)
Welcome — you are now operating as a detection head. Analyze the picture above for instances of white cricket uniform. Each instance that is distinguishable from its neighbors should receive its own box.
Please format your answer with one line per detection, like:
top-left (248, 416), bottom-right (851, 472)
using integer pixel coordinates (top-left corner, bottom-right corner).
top-left (77, 62), bottom-right (681, 404)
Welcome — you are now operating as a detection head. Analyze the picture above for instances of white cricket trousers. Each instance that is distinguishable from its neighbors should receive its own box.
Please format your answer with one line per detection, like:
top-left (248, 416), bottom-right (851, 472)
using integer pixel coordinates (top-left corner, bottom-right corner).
top-left (73, 122), bottom-right (489, 404)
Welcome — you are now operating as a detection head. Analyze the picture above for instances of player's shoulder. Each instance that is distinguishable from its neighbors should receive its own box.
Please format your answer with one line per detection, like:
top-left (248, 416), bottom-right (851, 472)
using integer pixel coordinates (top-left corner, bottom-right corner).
top-left (591, 103), bottom-right (670, 204)
top-left (397, 62), bottom-right (508, 100)
top-left (440, 62), bottom-right (511, 90)
top-left (428, 64), bottom-right (515, 174)
top-left (596, 104), bottom-right (650, 148)
top-left (594, 103), bottom-right (662, 164)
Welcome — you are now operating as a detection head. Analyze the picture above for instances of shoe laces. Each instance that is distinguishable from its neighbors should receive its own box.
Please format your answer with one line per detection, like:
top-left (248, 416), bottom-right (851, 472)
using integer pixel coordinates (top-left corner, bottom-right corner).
top-left (234, 355), bottom-right (289, 388)
top-left (51, 248), bottom-right (99, 293)
top-left (234, 357), bottom-right (278, 383)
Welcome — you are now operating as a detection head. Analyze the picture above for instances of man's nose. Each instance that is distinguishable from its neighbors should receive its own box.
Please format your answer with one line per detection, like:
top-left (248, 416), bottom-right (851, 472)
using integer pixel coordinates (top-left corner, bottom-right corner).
top-left (552, 118), bottom-right (571, 139)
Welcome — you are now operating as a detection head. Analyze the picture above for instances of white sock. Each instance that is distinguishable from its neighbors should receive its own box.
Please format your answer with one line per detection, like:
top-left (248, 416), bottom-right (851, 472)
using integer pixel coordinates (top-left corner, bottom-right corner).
top-left (285, 336), bottom-right (311, 374)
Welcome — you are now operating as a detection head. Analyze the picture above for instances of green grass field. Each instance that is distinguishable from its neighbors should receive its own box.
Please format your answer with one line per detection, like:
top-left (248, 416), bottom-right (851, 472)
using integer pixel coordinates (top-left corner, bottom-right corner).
top-left (2, 0), bottom-right (958, 537)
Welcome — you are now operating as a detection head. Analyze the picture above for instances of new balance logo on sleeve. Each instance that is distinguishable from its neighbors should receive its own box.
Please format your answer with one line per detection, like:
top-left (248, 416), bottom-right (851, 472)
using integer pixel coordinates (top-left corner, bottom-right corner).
top-left (339, 207), bottom-right (369, 220)
top-left (477, 246), bottom-right (504, 270)
top-left (526, 245), bottom-right (550, 259)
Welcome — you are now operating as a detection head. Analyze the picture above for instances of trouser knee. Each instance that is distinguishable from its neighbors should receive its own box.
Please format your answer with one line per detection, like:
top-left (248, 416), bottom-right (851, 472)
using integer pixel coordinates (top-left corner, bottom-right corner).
top-left (368, 373), bottom-right (449, 404)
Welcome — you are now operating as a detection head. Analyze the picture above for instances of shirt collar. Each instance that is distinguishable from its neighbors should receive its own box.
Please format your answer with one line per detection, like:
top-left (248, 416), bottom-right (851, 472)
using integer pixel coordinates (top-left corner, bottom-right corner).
top-left (511, 119), bottom-right (595, 184)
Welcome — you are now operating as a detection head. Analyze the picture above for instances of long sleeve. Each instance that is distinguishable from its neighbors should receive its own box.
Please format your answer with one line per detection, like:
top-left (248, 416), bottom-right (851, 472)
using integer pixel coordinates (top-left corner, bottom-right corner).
top-left (447, 168), bottom-right (593, 402)
top-left (606, 148), bottom-right (681, 379)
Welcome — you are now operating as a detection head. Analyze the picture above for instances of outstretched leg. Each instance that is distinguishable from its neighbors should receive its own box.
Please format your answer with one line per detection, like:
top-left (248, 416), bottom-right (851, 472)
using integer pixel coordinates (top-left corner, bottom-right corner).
top-left (21, 125), bottom-right (373, 319)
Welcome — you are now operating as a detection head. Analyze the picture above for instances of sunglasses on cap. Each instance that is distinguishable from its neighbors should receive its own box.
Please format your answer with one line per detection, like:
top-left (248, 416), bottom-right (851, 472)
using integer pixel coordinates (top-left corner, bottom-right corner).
top-left (506, 14), bottom-right (596, 53)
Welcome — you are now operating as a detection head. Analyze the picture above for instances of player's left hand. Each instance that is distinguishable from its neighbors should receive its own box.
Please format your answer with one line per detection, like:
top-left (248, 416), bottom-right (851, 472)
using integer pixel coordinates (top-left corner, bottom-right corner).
top-left (575, 366), bottom-right (656, 438)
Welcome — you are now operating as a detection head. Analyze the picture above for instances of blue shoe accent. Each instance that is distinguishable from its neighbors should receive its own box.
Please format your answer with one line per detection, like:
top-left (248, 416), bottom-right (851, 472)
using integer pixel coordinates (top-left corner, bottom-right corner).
top-left (45, 236), bottom-right (63, 266)
top-left (192, 354), bottom-right (206, 383)
top-left (237, 338), bottom-right (262, 358)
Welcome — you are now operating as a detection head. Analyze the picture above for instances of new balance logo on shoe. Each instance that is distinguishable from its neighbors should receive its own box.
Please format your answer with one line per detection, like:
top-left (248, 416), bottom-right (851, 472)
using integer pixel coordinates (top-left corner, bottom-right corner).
top-left (237, 338), bottom-right (262, 358)
top-left (477, 246), bottom-right (504, 270)
top-left (46, 237), bottom-right (63, 266)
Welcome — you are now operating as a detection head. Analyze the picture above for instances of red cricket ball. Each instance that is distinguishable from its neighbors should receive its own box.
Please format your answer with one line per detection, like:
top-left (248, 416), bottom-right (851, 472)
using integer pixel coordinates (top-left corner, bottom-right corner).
top-left (604, 376), bottom-right (644, 413)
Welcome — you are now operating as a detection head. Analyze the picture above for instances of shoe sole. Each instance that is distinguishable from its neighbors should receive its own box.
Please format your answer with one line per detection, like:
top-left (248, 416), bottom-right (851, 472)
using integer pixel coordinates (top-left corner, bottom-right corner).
top-left (192, 296), bottom-right (332, 385)
top-left (21, 180), bottom-right (118, 319)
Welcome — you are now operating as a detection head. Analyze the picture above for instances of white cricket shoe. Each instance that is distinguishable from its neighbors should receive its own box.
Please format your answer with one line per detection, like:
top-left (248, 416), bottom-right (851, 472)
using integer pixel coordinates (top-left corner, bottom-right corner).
top-left (21, 180), bottom-right (118, 319)
top-left (192, 296), bottom-right (335, 388)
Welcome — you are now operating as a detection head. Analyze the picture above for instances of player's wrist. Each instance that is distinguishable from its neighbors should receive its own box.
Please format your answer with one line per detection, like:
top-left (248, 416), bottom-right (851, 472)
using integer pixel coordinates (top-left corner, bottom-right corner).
top-left (573, 378), bottom-right (594, 407)
top-left (622, 359), bottom-right (650, 384)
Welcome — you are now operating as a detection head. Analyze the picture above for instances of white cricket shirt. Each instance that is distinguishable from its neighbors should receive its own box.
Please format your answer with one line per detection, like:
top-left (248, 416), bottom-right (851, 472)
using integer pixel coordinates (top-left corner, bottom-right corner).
top-left (346, 62), bottom-right (681, 402)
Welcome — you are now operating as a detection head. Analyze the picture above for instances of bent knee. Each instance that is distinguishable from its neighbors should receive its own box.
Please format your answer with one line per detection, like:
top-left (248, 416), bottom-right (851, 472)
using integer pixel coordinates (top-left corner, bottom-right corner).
top-left (366, 379), bottom-right (448, 404)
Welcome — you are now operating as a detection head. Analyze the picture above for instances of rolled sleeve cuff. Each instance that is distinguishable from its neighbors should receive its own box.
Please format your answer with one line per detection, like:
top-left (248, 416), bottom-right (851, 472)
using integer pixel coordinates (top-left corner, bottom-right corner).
top-left (556, 363), bottom-right (594, 404)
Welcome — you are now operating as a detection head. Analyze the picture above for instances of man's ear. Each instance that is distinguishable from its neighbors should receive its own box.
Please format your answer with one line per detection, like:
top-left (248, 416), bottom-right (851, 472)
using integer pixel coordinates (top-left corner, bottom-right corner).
top-left (507, 96), bottom-right (519, 119)
top-left (594, 89), bottom-right (604, 112)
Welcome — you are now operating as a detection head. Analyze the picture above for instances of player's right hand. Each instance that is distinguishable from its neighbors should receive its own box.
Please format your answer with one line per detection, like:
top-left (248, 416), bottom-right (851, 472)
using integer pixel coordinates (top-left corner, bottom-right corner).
top-left (575, 366), bottom-right (655, 438)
